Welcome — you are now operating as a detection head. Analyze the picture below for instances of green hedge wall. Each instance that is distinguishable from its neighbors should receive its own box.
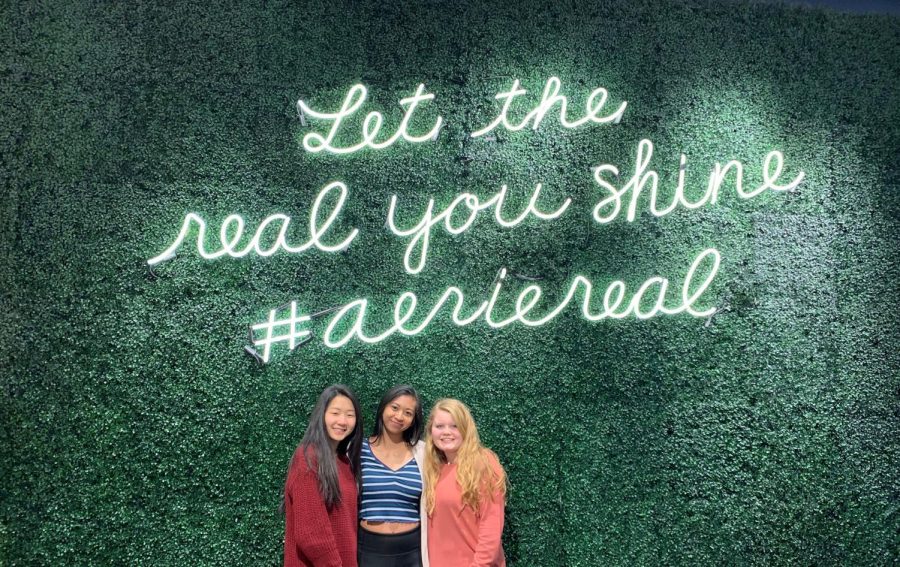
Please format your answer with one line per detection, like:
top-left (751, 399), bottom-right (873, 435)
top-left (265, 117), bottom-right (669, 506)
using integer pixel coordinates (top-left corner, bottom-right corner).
top-left (2, 0), bottom-right (898, 564)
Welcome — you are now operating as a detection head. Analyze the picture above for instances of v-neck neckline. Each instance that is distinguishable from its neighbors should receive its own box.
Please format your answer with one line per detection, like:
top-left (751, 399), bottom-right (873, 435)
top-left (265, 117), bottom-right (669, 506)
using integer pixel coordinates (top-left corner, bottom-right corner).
top-left (367, 439), bottom-right (415, 472)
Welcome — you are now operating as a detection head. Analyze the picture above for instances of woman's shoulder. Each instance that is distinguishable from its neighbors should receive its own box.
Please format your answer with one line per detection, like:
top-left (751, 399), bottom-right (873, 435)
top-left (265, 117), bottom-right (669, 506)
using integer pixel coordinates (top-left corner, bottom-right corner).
top-left (287, 445), bottom-right (317, 478)
top-left (477, 448), bottom-right (506, 501)
top-left (480, 448), bottom-right (505, 475)
top-left (411, 439), bottom-right (425, 458)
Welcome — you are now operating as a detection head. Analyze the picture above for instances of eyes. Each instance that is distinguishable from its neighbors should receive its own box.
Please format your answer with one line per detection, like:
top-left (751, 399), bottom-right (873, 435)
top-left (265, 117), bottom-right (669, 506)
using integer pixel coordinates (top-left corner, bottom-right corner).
top-left (389, 403), bottom-right (414, 418)
top-left (329, 409), bottom-right (355, 418)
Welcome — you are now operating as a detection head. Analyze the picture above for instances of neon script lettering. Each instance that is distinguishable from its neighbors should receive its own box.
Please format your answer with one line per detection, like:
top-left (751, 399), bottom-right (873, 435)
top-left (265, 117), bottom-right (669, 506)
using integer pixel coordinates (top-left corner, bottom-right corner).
top-left (146, 181), bottom-right (358, 266)
top-left (387, 183), bottom-right (571, 275)
top-left (297, 84), bottom-right (443, 154)
top-left (251, 301), bottom-right (311, 363)
top-left (320, 248), bottom-right (720, 349)
top-left (471, 76), bottom-right (627, 138)
top-left (593, 139), bottom-right (805, 224)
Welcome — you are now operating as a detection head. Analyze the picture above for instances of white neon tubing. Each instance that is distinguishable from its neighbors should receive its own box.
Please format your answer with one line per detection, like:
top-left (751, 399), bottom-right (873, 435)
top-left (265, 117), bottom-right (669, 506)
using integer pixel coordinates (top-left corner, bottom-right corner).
top-left (470, 79), bottom-right (527, 138)
top-left (592, 164), bottom-right (624, 224)
top-left (471, 77), bottom-right (627, 138)
top-left (298, 84), bottom-right (443, 154)
top-left (146, 181), bottom-right (358, 266)
top-left (494, 183), bottom-right (572, 227)
top-left (592, 140), bottom-right (806, 225)
top-left (318, 248), bottom-right (721, 349)
top-left (323, 286), bottom-right (490, 349)
top-left (387, 184), bottom-right (571, 275)
top-left (250, 301), bottom-right (312, 363)
top-left (483, 268), bottom-right (510, 328)
top-left (756, 150), bottom-right (805, 195)
top-left (298, 84), bottom-right (367, 153)
top-left (679, 248), bottom-right (722, 317)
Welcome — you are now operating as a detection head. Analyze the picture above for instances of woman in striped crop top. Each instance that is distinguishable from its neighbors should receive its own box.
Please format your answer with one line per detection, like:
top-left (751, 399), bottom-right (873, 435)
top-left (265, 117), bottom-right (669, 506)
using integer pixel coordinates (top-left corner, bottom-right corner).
top-left (359, 385), bottom-right (430, 567)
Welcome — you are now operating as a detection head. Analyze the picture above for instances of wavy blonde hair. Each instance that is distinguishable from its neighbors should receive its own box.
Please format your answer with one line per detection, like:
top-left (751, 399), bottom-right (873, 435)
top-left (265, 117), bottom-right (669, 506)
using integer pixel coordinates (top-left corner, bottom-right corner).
top-left (423, 399), bottom-right (507, 516)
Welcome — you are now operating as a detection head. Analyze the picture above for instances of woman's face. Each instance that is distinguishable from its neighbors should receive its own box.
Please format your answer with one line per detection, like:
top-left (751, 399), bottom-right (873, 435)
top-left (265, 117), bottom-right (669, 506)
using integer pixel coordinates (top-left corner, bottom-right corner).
top-left (382, 394), bottom-right (417, 436)
top-left (430, 409), bottom-right (463, 459)
top-left (324, 395), bottom-right (357, 445)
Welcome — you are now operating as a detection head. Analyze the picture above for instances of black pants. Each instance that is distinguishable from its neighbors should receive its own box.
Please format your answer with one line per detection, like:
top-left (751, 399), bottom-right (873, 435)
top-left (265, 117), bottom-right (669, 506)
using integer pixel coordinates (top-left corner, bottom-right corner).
top-left (358, 525), bottom-right (422, 567)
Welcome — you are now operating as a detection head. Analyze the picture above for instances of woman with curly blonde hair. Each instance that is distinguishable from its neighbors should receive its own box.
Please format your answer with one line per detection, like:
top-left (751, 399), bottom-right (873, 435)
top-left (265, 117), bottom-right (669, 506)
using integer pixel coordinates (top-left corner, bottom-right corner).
top-left (423, 399), bottom-right (507, 567)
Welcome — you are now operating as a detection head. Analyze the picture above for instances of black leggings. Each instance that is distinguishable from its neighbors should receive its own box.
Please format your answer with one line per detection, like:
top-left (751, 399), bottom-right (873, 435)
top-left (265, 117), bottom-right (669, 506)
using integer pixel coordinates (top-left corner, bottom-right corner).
top-left (358, 525), bottom-right (422, 567)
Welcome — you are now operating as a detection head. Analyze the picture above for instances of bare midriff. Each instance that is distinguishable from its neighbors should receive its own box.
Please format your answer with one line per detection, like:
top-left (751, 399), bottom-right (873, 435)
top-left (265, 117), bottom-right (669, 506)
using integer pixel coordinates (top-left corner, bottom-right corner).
top-left (360, 520), bottom-right (420, 534)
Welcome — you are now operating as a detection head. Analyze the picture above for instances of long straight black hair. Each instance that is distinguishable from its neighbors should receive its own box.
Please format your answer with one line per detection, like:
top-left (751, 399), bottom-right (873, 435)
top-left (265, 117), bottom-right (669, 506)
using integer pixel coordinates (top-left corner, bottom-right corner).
top-left (369, 384), bottom-right (424, 445)
top-left (284, 384), bottom-right (363, 511)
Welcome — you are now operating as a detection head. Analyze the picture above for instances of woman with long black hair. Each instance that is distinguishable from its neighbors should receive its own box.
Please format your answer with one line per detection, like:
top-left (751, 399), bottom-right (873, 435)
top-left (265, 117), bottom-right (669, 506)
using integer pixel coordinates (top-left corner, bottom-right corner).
top-left (358, 385), bottom-right (429, 567)
top-left (283, 384), bottom-right (363, 567)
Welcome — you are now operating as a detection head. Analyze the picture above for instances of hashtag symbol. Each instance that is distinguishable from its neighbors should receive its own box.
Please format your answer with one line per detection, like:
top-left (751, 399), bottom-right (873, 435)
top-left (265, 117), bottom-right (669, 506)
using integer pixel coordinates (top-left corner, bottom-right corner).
top-left (250, 301), bottom-right (312, 363)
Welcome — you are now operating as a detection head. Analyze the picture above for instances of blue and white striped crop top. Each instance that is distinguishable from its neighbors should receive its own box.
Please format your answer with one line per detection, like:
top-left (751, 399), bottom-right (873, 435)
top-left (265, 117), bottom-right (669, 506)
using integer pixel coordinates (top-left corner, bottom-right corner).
top-left (359, 438), bottom-right (422, 523)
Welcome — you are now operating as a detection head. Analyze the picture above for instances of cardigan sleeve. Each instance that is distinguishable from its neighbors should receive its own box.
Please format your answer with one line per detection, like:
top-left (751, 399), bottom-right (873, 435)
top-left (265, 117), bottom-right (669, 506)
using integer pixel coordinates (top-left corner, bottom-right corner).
top-left (286, 462), bottom-right (344, 567)
top-left (413, 441), bottom-right (431, 567)
top-left (470, 454), bottom-right (505, 567)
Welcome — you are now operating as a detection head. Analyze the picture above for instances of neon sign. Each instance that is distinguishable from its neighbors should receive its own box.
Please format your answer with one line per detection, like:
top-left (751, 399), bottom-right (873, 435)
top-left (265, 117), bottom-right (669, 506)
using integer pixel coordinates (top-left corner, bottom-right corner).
top-left (592, 139), bottom-right (806, 223)
top-left (387, 183), bottom-right (571, 275)
top-left (471, 76), bottom-right (627, 138)
top-left (297, 84), bottom-right (443, 154)
top-left (244, 248), bottom-right (720, 356)
top-left (250, 301), bottom-right (311, 363)
top-left (146, 78), bottom-right (807, 363)
top-left (147, 181), bottom-right (358, 266)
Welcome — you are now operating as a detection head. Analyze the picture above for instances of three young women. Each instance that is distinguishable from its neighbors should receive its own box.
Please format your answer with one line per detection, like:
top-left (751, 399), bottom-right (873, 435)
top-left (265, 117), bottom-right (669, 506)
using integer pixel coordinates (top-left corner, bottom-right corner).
top-left (283, 385), bottom-right (363, 567)
top-left (423, 398), bottom-right (507, 567)
top-left (358, 385), bottom-right (430, 567)
top-left (283, 388), bottom-right (506, 567)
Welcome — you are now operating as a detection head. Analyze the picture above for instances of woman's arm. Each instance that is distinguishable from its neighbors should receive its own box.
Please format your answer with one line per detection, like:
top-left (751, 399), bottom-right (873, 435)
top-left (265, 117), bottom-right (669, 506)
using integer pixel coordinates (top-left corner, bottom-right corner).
top-left (470, 454), bottom-right (505, 567)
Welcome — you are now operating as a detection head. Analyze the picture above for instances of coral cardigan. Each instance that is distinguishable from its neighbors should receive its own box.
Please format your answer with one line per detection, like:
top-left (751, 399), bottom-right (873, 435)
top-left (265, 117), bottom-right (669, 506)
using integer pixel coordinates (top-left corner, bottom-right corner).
top-left (428, 451), bottom-right (505, 567)
top-left (284, 448), bottom-right (358, 567)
